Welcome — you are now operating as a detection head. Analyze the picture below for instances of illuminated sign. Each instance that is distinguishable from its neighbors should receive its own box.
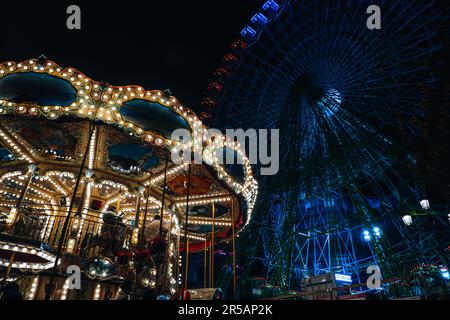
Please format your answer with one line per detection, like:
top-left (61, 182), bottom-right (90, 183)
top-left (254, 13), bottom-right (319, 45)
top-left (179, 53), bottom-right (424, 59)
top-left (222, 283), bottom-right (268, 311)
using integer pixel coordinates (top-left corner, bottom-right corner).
top-left (335, 274), bottom-right (352, 283)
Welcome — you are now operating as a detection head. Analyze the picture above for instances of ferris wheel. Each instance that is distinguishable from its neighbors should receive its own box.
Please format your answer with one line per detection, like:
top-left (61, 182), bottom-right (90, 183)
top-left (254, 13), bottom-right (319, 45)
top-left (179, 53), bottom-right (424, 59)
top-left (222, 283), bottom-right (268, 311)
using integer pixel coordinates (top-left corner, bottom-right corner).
top-left (203, 0), bottom-right (450, 294)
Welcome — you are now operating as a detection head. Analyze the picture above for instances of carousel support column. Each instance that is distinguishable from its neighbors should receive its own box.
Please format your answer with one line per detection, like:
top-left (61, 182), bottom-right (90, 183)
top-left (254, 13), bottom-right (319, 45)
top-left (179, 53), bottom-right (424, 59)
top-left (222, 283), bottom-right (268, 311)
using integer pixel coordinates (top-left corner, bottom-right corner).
top-left (167, 207), bottom-right (173, 242)
top-left (204, 239), bottom-right (207, 288)
top-left (131, 193), bottom-right (143, 300)
top-left (58, 197), bottom-right (70, 243)
top-left (113, 193), bottom-right (122, 248)
top-left (48, 206), bottom-right (63, 247)
top-left (132, 186), bottom-right (144, 247)
top-left (69, 180), bottom-right (86, 247)
top-left (211, 202), bottom-right (215, 288)
top-left (45, 122), bottom-right (98, 300)
top-left (184, 238), bottom-right (190, 291)
top-left (159, 158), bottom-right (169, 238)
top-left (181, 164), bottom-right (191, 299)
top-left (6, 164), bottom-right (37, 229)
top-left (117, 193), bottom-right (121, 213)
top-left (2, 252), bottom-right (16, 286)
top-left (75, 171), bottom-right (94, 252)
top-left (114, 195), bottom-right (124, 254)
top-left (163, 205), bottom-right (174, 284)
top-left (27, 276), bottom-right (39, 300)
top-left (46, 205), bottom-right (60, 246)
top-left (176, 228), bottom-right (181, 291)
top-left (209, 235), bottom-right (212, 288)
top-left (76, 125), bottom-right (98, 249)
top-left (140, 183), bottom-right (152, 245)
top-left (231, 199), bottom-right (237, 299)
top-left (40, 206), bottom-right (52, 242)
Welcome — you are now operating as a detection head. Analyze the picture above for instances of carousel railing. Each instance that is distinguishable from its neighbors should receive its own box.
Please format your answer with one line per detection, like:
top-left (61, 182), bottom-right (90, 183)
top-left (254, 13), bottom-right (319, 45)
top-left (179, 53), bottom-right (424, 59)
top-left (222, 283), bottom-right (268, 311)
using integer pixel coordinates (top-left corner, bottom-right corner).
top-left (0, 204), bottom-right (175, 263)
top-left (0, 204), bottom-right (180, 297)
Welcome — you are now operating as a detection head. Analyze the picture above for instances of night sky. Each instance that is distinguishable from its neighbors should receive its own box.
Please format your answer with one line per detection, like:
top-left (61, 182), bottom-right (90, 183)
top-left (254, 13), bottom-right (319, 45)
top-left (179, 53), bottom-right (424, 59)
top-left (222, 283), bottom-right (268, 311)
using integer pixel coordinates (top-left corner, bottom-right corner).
top-left (0, 1), bottom-right (262, 112)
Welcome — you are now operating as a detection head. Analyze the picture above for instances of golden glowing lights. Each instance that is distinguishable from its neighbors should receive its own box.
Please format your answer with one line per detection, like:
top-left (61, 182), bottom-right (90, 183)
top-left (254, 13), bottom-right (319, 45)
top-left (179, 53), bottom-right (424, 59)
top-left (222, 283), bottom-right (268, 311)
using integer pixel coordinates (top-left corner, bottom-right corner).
top-left (27, 276), bottom-right (39, 300)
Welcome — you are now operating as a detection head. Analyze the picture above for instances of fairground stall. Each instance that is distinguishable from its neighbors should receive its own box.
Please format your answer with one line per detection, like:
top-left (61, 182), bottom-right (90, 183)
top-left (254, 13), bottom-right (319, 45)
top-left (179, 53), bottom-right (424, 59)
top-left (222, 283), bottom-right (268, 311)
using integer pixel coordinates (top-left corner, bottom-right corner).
top-left (0, 58), bottom-right (257, 300)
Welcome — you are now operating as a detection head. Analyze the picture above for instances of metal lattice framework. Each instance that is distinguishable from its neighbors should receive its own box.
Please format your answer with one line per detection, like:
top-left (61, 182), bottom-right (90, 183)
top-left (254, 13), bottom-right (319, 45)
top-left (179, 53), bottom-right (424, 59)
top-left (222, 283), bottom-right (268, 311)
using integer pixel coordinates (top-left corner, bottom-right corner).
top-left (203, 0), bottom-right (450, 294)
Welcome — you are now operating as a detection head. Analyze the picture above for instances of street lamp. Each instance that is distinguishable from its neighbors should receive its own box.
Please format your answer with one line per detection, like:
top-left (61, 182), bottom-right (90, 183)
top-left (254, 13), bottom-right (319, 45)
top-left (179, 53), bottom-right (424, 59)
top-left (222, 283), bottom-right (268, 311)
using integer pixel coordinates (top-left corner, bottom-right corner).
top-left (419, 199), bottom-right (430, 210)
top-left (402, 214), bottom-right (413, 226)
top-left (440, 266), bottom-right (449, 280)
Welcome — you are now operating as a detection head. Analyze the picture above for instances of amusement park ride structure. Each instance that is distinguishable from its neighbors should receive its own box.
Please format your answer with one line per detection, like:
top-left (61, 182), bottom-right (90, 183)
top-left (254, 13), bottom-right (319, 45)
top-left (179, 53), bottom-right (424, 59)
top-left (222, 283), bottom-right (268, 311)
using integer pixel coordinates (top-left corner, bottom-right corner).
top-left (0, 58), bottom-right (257, 299)
top-left (202, 0), bottom-right (450, 298)
top-left (0, 0), bottom-right (448, 301)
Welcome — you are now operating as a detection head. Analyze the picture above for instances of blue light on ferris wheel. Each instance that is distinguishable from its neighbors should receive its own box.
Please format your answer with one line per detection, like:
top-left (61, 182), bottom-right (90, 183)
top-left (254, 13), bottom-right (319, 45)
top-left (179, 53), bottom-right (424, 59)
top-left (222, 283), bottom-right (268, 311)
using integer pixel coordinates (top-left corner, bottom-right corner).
top-left (241, 26), bottom-right (257, 39)
top-left (440, 267), bottom-right (450, 280)
top-left (373, 227), bottom-right (382, 238)
top-left (251, 13), bottom-right (268, 25)
top-left (263, 0), bottom-right (280, 12)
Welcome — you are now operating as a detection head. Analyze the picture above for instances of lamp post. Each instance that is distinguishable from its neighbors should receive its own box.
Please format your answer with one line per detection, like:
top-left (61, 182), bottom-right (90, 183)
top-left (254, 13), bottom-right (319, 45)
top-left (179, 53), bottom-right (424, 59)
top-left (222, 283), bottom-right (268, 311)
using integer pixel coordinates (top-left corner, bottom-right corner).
top-left (400, 207), bottom-right (450, 293)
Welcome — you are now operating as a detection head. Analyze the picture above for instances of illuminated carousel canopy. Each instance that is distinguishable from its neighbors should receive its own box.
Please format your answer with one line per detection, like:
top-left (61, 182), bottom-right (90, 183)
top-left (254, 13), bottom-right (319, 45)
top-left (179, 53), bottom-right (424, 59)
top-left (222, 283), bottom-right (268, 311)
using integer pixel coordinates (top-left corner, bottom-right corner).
top-left (0, 58), bottom-right (258, 299)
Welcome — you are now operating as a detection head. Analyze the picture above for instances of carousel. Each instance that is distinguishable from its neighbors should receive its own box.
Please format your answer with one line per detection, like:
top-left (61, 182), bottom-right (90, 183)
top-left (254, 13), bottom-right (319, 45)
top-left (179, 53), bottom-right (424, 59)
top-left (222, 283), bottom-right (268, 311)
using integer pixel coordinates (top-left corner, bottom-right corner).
top-left (0, 58), bottom-right (257, 300)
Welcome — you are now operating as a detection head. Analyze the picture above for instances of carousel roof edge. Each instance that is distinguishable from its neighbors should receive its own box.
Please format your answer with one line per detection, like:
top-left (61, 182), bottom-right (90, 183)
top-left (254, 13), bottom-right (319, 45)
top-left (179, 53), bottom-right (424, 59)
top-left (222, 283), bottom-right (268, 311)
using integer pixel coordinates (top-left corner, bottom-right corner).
top-left (0, 58), bottom-right (259, 232)
top-left (0, 58), bottom-right (197, 144)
